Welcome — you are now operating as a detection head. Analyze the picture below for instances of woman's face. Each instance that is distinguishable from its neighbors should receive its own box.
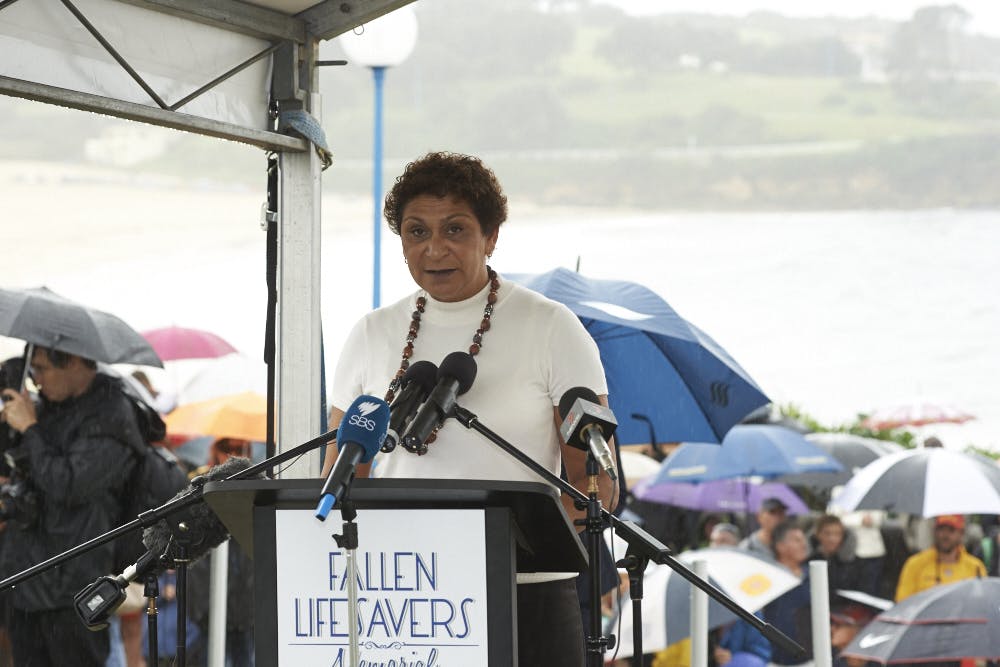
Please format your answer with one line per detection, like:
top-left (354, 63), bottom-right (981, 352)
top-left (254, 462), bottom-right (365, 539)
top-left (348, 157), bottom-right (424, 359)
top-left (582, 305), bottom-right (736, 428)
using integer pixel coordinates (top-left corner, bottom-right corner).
top-left (817, 523), bottom-right (845, 555)
top-left (776, 528), bottom-right (809, 565)
top-left (400, 194), bottom-right (498, 302)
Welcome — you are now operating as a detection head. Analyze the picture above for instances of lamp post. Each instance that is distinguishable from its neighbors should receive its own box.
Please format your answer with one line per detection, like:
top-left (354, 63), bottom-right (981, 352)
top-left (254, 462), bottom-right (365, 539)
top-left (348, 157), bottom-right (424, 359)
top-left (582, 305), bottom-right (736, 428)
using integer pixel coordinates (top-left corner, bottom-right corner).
top-left (339, 7), bottom-right (418, 309)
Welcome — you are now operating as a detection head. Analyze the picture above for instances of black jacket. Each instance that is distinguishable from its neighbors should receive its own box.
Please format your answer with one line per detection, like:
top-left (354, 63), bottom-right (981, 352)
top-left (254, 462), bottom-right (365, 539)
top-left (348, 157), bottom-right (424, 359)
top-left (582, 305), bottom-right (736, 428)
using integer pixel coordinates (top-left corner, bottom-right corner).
top-left (809, 528), bottom-right (880, 596)
top-left (3, 374), bottom-right (140, 611)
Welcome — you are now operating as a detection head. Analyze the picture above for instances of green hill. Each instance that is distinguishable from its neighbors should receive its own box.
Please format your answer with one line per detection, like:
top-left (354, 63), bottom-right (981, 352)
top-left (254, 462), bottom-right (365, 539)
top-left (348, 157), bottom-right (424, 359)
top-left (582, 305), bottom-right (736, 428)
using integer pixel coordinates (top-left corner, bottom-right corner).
top-left (4, 0), bottom-right (1000, 209)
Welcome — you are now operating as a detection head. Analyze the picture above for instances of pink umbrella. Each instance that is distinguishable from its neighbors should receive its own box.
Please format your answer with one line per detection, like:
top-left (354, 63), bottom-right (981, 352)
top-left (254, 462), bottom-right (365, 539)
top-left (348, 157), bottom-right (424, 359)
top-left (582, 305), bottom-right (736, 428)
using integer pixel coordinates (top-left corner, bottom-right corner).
top-left (860, 401), bottom-right (974, 431)
top-left (141, 326), bottom-right (237, 362)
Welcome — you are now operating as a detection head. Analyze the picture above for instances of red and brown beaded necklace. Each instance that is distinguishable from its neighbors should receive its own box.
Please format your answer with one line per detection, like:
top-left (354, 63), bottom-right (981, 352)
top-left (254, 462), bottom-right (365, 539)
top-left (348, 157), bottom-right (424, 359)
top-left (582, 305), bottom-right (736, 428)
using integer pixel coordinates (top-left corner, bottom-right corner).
top-left (385, 266), bottom-right (500, 454)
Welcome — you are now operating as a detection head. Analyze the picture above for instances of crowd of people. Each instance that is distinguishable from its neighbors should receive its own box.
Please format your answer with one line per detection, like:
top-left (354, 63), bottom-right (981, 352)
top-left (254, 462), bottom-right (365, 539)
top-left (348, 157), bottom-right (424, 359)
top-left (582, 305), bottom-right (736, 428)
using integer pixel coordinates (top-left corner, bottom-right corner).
top-left (615, 489), bottom-right (995, 667)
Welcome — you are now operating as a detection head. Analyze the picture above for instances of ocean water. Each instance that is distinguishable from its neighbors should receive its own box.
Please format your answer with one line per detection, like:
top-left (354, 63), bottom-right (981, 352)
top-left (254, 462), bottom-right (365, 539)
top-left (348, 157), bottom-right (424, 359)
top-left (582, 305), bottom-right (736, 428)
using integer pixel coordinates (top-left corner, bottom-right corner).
top-left (5, 168), bottom-right (997, 450)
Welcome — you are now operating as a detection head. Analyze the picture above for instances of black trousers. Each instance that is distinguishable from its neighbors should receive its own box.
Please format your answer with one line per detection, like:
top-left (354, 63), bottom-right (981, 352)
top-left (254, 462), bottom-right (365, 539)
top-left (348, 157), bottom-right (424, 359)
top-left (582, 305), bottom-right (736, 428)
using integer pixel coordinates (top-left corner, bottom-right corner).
top-left (517, 578), bottom-right (585, 667)
top-left (9, 607), bottom-right (109, 667)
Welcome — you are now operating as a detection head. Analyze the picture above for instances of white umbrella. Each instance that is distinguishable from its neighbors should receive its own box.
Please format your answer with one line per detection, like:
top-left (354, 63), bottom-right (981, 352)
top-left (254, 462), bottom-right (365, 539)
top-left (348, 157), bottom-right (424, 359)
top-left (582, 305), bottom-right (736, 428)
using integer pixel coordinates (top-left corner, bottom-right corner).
top-left (170, 352), bottom-right (267, 405)
top-left (830, 448), bottom-right (1000, 516)
top-left (619, 450), bottom-right (662, 486)
top-left (611, 547), bottom-right (800, 659)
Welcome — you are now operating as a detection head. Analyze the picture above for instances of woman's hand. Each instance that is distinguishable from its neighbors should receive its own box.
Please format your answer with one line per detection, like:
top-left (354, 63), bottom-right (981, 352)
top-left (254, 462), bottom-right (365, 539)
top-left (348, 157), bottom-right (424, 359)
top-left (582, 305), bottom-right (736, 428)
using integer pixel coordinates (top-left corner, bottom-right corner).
top-left (321, 406), bottom-right (372, 479)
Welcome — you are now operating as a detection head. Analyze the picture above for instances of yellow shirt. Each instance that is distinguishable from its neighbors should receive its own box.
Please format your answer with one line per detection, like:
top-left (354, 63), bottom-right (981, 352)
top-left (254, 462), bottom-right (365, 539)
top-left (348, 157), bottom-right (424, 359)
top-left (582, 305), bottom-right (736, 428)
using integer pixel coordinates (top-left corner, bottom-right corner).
top-left (895, 546), bottom-right (986, 601)
top-left (653, 638), bottom-right (690, 667)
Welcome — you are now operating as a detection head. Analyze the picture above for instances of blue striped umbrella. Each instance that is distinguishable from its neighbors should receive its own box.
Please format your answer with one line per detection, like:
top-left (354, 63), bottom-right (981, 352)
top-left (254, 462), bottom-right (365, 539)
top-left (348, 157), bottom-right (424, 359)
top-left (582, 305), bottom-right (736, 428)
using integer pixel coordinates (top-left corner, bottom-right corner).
top-left (649, 425), bottom-right (843, 483)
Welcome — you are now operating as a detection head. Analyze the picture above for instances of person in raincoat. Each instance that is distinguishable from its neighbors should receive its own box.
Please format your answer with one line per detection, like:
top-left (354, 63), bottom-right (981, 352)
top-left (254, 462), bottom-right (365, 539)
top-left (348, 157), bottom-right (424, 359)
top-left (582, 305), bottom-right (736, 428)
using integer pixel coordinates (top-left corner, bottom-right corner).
top-left (0, 346), bottom-right (140, 666)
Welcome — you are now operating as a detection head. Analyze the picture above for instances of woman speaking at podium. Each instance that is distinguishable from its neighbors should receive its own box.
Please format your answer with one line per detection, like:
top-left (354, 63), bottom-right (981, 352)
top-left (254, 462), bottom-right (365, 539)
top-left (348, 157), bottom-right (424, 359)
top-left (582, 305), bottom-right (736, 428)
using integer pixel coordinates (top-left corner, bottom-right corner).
top-left (322, 151), bottom-right (618, 665)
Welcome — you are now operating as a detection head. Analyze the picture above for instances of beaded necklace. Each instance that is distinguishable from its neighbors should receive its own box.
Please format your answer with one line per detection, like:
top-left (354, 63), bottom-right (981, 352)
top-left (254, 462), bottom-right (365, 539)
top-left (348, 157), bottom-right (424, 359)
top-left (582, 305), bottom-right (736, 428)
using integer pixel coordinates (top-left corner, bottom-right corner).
top-left (385, 266), bottom-right (500, 454)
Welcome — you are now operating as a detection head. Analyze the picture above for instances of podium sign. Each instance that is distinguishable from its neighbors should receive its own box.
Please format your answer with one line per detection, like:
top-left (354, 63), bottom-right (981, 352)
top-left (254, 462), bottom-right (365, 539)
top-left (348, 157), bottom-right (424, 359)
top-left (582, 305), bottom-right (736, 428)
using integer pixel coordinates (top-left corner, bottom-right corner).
top-left (273, 508), bottom-right (489, 666)
top-left (203, 478), bottom-right (586, 665)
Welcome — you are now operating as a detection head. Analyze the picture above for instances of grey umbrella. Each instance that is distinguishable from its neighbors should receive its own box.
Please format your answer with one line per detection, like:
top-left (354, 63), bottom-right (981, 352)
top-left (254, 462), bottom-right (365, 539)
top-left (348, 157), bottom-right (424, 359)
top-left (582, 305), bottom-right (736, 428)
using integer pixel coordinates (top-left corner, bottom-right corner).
top-left (781, 433), bottom-right (902, 489)
top-left (843, 577), bottom-right (1000, 663)
top-left (0, 286), bottom-right (162, 366)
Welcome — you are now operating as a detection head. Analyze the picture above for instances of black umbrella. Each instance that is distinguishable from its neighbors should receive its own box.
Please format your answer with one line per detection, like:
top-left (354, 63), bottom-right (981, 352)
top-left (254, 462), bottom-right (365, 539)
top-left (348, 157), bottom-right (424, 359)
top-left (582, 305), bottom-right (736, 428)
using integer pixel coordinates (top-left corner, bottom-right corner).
top-left (843, 577), bottom-right (1000, 664)
top-left (781, 433), bottom-right (902, 489)
top-left (0, 286), bottom-right (161, 366)
top-left (830, 449), bottom-right (1000, 516)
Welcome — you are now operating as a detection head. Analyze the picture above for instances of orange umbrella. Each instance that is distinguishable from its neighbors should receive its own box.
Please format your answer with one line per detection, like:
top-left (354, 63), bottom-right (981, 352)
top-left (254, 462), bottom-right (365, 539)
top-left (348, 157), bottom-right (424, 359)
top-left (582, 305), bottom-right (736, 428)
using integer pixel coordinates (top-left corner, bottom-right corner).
top-left (165, 391), bottom-right (268, 442)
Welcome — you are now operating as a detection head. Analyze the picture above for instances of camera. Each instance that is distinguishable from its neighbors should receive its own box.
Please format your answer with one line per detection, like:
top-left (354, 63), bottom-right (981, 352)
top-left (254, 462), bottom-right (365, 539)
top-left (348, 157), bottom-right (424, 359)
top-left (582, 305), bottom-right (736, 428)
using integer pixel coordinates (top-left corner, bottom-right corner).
top-left (0, 356), bottom-right (40, 528)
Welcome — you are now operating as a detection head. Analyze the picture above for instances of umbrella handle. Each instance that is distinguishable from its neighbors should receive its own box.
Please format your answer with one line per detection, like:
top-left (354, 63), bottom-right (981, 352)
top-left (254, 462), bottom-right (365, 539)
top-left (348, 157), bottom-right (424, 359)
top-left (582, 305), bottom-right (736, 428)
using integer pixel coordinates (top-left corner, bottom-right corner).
top-left (19, 343), bottom-right (34, 390)
top-left (630, 412), bottom-right (667, 462)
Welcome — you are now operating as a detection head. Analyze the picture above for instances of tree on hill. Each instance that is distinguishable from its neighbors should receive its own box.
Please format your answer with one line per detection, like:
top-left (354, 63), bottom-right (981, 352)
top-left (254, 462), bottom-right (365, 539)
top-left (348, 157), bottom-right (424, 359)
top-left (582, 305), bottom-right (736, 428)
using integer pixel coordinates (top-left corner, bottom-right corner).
top-left (886, 4), bottom-right (971, 82)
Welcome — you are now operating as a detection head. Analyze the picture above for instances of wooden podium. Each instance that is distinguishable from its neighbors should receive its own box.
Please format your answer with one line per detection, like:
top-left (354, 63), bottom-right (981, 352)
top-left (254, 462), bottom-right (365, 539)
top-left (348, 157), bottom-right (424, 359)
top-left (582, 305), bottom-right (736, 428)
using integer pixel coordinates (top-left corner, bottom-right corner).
top-left (203, 478), bottom-right (587, 666)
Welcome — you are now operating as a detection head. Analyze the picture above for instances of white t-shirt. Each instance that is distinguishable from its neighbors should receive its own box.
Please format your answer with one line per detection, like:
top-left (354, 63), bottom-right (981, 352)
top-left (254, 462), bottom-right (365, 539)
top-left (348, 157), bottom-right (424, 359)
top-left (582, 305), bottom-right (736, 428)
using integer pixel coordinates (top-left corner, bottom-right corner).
top-left (331, 276), bottom-right (608, 485)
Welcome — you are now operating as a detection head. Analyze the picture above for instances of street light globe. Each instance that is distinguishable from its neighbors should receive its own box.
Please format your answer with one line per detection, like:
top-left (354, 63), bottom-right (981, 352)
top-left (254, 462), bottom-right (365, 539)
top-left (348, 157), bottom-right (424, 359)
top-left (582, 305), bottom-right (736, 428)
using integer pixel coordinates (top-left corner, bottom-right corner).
top-left (338, 6), bottom-right (418, 68)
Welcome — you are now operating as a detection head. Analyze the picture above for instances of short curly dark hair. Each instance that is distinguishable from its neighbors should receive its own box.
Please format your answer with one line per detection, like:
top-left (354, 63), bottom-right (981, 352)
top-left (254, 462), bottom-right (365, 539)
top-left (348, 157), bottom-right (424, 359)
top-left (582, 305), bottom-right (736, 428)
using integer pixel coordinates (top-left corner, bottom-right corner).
top-left (383, 151), bottom-right (508, 237)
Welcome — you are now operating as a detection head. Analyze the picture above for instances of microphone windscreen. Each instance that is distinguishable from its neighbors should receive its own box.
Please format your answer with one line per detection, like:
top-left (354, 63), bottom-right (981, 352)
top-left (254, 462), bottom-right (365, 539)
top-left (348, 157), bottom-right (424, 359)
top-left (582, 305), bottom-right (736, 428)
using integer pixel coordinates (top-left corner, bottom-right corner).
top-left (337, 395), bottom-right (390, 464)
top-left (558, 386), bottom-right (600, 420)
top-left (438, 351), bottom-right (477, 395)
top-left (141, 456), bottom-right (262, 567)
top-left (404, 360), bottom-right (438, 392)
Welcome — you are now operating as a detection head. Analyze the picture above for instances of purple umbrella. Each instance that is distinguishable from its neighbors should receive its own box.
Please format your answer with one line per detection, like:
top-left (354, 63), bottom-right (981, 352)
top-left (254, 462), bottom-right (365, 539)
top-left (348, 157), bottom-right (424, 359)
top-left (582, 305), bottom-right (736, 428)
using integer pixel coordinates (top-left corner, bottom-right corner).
top-left (633, 478), bottom-right (809, 515)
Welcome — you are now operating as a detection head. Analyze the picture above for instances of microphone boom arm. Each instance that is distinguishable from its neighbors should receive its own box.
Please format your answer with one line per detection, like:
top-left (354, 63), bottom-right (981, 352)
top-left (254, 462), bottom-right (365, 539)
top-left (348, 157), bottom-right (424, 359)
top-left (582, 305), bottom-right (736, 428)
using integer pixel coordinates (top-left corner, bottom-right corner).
top-left (0, 427), bottom-right (339, 593)
top-left (451, 405), bottom-right (804, 660)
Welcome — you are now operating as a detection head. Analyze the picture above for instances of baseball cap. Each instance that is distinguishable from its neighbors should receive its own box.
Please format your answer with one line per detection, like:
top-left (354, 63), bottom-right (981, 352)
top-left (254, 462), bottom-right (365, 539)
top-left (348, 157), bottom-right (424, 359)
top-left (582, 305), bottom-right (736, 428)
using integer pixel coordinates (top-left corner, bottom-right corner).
top-left (761, 497), bottom-right (789, 513)
top-left (935, 514), bottom-right (965, 530)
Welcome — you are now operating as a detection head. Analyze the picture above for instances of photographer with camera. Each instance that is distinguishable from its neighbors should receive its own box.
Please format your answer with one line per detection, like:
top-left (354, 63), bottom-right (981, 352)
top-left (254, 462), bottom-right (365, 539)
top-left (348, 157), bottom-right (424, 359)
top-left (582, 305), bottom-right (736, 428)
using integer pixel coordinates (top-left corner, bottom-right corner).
top-left (0, 346), bottom-right (141, 666)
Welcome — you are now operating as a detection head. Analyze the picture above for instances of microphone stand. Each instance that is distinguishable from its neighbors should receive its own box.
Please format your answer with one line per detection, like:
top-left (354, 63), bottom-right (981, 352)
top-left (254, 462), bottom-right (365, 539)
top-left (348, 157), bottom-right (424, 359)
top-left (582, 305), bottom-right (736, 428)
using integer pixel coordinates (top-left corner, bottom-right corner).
top-left (331, 484), bottom-right (361, 667)
top-left (175, 543), bottom-right (189, 667)
top-left (451, 405), bottom-right (805, 665)
top-left (582, 453), bottom-right (612, 665)
top-left (144, 571), bottom-right (159, 667)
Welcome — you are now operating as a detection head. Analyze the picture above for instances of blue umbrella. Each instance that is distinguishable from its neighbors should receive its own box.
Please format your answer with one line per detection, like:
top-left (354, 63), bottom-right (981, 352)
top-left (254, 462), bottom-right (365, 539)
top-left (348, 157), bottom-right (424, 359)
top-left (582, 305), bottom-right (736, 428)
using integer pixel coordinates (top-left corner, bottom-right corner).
top-left (650, 424), bottom-right (844, 483)
top-left (510, 268), bottom-right (769, 445)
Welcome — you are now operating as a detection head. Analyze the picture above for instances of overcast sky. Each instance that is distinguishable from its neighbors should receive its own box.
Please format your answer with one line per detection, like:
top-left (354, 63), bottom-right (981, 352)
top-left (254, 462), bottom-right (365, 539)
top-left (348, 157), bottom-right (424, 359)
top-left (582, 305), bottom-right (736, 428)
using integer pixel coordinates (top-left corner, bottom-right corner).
top-left (597, 0), bottom-right (1000, 37)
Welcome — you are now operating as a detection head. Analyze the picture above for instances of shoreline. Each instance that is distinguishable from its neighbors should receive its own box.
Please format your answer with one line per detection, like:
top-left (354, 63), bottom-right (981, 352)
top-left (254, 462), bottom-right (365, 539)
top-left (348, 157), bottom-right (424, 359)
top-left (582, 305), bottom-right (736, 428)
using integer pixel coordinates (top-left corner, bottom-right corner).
top-left (5, 160), bottom-right (997, 452)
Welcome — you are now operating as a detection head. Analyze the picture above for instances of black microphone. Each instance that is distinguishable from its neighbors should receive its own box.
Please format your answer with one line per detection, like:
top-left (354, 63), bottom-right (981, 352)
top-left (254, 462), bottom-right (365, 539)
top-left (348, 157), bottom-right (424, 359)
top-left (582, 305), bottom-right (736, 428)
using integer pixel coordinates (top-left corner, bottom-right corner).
top-left (315, 395), bottom-right (390, 520)
top-left (142, 456), bottom-right (259, 569)
top-left (558, 387), bottom-right (618, 481)
top-left (401, 352), bottom-right (477, 453)
top-left (76, 456), bottom-right (261, 629)
top-left (383, 360), bottom-right (438, 453)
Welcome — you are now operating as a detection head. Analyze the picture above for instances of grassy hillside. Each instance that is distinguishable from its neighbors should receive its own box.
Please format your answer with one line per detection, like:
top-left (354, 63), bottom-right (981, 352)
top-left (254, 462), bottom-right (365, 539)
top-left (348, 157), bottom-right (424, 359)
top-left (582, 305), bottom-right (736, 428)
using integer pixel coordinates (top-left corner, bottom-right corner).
top-left (4, 2), bottom-right (1000, 209)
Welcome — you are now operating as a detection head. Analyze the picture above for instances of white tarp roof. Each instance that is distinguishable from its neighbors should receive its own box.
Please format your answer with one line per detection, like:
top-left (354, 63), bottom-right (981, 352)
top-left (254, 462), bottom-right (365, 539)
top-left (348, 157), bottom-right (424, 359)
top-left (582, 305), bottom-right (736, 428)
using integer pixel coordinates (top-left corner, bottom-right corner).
top-left (2, 0), bottom-right (271, 128)
top-left (0, 0), bottom-right (410, 149)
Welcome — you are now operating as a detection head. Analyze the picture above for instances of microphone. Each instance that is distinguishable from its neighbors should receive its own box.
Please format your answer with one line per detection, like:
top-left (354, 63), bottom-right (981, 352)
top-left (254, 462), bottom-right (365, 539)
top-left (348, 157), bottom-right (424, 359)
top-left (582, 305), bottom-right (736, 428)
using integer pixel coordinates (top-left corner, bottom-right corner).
top-left (558, 387), bottom-right (618, 481)
top-left (314, 395), bottom-right (389, 520)
top-left (401, 352), bottom-right (477, 453)
top-left (142, 456), bottom-right (259, 569)
top-left (74, 549), bottom-right (162, 630)
top-left (383, 360), bottom-right (438, 453)
top-left (76, 456), bottom-right (261, 629)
